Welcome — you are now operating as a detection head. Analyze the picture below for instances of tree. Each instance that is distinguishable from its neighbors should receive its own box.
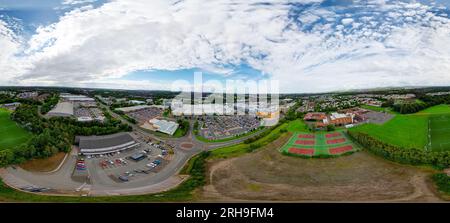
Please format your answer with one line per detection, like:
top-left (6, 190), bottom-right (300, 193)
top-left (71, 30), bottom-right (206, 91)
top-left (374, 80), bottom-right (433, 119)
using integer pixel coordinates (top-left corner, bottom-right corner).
top-left (326, 125), bottom-right (335, 132)
top-left (0, 149), bottom-right (14, 167)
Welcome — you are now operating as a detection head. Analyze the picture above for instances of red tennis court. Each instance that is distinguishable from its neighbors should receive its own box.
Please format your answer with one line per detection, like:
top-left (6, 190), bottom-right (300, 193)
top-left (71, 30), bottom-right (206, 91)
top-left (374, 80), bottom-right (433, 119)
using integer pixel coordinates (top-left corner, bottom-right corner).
top-left (288, 148), bottom-right (314, 155)
top-left (329, 145), bottom-right (353, 155)
top-left (326, 138), bottom-right (346, 144)
top-left (295, 140), bottom-right (315, 145)
top-left (297, 134), bottom-right (314, 139)
top-left (326, 132), bottom-right (342, 138)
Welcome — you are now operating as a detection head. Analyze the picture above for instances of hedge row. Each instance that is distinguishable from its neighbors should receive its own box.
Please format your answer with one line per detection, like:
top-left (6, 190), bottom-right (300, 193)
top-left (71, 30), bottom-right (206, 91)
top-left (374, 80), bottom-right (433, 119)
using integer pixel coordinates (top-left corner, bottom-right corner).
top-left (348, 131), bottom-right (450, 168)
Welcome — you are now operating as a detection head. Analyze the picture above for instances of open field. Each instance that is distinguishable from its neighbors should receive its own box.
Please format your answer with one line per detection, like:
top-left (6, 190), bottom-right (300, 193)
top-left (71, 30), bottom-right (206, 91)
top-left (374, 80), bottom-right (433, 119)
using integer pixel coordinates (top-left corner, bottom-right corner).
top-left (19, 152), bottom-right (66, 172)
top-left (360, 104), bottom-right (385, 112)
top-left (418, 104), bottom-right (450, 115)
top-left (281, 130), bottom-right (359, 156)
top-left (202, 137), bottom-right (440, 202)
top-left (286, 119), bottom-right (310, 133)
top-left (350, 105), bottom-right (450, 151)
top-left (0, 109), bottom-right (31, 150)
top-left (429, 114), bottom-right (450, 152)
top-left (350, 115), bottom-right (428, 149)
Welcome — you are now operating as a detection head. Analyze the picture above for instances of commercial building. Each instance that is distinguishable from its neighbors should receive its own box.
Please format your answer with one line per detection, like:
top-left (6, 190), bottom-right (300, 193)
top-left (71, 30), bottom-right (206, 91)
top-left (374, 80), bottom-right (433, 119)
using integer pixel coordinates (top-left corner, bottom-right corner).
top-left (143, 118), bottom-right (179, 135)
top-left (76, 133), bottom-right (140, 155)
top-left (129, 100), bottom-right (146, 105)
top-left (304, 112), bottom-right (327, 121)
top-left (1, 102), bottom-right (21, 111)
top-left (60, 93), bottom-right (95, 102)
top-left (17, 92), bottom-right (38, 99)
top-left (130, 153), bottom-right (147, 161)
top-left (329, 112), bottom-right (354, 126)
top-left (116, 105), bottom-right (152, 113)
top-left (47, 102), bottom-right (74, 117)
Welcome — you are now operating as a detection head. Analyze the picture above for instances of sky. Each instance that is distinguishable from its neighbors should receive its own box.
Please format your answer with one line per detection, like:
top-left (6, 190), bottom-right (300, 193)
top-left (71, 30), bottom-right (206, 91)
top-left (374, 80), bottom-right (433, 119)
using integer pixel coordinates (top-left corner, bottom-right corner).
top-left (0, 0), bottom-right (450, 93)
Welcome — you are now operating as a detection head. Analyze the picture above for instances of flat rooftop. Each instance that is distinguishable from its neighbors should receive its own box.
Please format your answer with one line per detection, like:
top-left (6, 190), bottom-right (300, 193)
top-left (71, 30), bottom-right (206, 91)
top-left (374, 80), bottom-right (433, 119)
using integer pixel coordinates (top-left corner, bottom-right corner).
top-left (78, 132), bottom-right (136, 151)
top-left (48, 102), bottom-right (74, 116)
top-left (116, 105), bottom-right (151, 113)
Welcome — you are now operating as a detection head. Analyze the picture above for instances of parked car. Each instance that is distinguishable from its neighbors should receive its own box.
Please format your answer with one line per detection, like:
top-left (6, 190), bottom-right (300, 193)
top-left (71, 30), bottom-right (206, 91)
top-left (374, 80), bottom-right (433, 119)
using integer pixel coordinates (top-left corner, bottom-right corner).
top-left (118, 176), bottom-right (129, 182)
top-left (153, 160), bottom-right (161, 165)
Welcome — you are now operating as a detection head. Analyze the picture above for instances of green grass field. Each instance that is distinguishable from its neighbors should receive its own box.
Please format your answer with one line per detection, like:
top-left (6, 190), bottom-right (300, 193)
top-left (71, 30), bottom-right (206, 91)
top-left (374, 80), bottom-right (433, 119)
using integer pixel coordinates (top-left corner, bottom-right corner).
top-left (349, 115), bottom-right (429, 149)
top-left (418, 104), bottom-right (450, 115)
top-left (429, 114), bottom-right (450, 152)
top-left (286, 119), bottom-right (310, 133)
top-left (360, 105), bottom-right (386, 112)
top-left (350, 104), bottom-right (450, 151)
top-left (280, 130), bottom-right (359, 157)
top-left (0, 109), bottom-right (31, 150)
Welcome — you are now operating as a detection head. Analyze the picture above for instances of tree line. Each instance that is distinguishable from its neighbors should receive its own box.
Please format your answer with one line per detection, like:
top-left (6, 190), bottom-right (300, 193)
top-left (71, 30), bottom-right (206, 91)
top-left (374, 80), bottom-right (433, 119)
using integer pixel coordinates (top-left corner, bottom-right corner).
top-left (388, 93), bottom-right (450, 114)
top-left (40, 93), bottom-right (60, 114)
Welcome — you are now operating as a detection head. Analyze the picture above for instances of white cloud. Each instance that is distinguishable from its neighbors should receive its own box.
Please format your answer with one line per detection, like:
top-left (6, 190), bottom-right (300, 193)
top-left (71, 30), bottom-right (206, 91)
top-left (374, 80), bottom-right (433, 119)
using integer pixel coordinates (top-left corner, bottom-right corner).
top-left (341, 18), bottom-right (354, 25)
top-left (1, 0), bottom-right (450, 93)
top-left (62, 0), bottom-right (97, 5)
top-left (0, 20), bottom-right (30, 86)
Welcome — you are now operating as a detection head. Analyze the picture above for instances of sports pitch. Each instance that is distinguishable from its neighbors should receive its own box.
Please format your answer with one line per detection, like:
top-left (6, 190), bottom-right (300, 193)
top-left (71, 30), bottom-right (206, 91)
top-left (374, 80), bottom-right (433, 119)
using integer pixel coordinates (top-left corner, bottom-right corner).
top-left (280, 130), bottom-right (359, 157)
top-left (429, 114), bottom-right (450, 152)
top-left (0, 109), bottom-right (31, 150)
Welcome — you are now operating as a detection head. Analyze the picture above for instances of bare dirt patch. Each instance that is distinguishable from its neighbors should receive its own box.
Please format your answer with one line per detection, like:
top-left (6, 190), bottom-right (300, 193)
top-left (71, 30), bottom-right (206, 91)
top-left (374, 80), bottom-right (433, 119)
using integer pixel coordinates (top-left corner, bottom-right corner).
top-left (20, 152), bottom-right (67, 173)
top-left (180, 142), bottom-right (194, 150)
top-left (201, 135), bottom-right (441, 202)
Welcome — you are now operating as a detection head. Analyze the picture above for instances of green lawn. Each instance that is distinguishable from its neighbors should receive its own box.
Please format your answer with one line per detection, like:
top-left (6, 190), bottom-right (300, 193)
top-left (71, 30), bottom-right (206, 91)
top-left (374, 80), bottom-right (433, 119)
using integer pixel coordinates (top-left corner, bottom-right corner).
top-left (360, 105), bottom-right (386, 112)
top-left (350, 104), bottom-right (450, 151)
top-left (429, 114), bottom-right (450, 152)
top-left (417, 104), bottom-right (450, 115)
top-left (0, 109), bottom-right (31, 150)
top-left (286, 119), bottom-right (310, 133)
top-left (173, 128), bottom-right (187, 137)
top-left (349, 115), bottom-right (428, 150)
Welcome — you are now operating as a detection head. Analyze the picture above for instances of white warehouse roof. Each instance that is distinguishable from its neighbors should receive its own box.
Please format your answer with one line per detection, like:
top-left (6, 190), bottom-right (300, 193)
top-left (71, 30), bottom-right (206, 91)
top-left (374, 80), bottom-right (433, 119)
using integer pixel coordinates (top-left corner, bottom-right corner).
top-left (47, 102), bottom-right (74, 117)
top-left (116, 105), bottom-right (151, 113)
top-left (149, 118), bottom-right (179, 135)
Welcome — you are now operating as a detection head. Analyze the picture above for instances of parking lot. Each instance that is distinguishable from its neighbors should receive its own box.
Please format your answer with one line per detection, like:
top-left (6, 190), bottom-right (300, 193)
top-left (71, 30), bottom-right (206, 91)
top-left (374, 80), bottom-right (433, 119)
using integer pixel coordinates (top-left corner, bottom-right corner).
top-left (361, 111), bottom-right (394, 124)
top-left (80, 139), bottom-right (173, 185)
top-left (126, 107), bottom-right (163, 124)
top-left (198, 115), bottom-right (261, 140)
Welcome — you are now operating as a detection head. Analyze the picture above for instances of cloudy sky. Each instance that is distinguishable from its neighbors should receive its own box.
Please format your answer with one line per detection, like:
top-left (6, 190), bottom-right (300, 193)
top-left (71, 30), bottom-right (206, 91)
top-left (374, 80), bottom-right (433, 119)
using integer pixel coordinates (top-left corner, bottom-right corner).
top-left (0, 0), bottom-right (450, 93)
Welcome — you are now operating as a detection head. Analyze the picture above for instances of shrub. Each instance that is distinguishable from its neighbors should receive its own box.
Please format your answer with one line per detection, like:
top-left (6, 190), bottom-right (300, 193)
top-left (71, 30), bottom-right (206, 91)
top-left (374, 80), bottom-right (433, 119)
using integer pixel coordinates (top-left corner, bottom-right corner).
top-left (432, 173), bottom-right (450, 195)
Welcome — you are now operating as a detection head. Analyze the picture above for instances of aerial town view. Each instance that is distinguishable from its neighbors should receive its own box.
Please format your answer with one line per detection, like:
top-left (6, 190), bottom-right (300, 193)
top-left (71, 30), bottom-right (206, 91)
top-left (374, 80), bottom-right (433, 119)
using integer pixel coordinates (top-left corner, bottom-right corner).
top-left (0, 0), bottom-right (450, 220)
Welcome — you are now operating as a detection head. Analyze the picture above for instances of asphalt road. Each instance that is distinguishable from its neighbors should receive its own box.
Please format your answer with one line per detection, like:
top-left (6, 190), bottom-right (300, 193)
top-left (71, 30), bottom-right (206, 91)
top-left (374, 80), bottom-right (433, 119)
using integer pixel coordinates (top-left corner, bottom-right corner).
top-left (1, 104), bottom-right (266, 196)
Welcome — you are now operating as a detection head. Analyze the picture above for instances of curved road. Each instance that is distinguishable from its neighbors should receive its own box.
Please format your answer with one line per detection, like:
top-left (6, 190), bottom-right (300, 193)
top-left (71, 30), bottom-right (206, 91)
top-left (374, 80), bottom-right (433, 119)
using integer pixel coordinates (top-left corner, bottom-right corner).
top-left (0, 105), bottom-right (268, 196)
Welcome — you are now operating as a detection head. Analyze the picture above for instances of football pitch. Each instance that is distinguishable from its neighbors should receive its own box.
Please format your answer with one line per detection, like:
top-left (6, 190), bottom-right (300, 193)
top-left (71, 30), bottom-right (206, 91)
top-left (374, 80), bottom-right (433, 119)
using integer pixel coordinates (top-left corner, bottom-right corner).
top-left (429, 114), bottom-right (450, 152)
top-left (280, 130), bottom-right (359, 157)
top-left (0, 109), bottom-right (31, 150)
